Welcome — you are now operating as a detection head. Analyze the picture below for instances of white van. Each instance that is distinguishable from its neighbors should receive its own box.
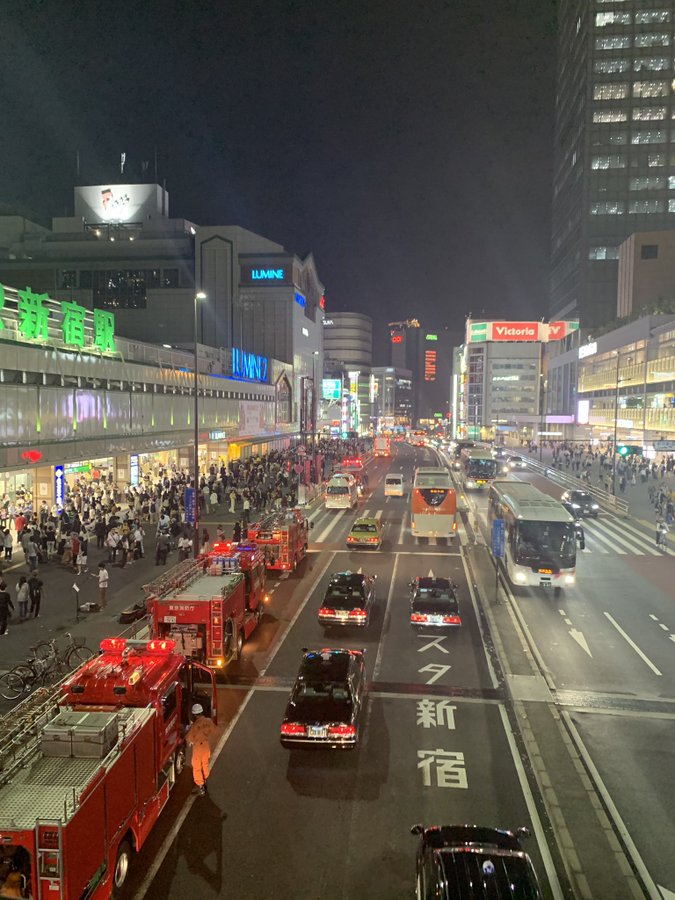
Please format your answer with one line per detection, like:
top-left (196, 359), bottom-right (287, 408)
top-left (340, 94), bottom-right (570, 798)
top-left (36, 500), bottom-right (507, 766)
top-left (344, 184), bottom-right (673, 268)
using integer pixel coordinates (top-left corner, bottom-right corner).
top-left (384, 473), bottom-right (405, 497)
top-left (325, 473), bottom-right (358, 509)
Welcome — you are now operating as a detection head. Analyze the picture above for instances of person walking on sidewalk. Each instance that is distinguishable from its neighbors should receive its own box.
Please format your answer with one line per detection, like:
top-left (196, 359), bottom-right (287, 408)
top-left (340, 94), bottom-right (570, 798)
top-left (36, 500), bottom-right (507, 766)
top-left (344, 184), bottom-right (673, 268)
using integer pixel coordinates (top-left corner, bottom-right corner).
top-left (76, 533), bottom-right (88, 575)
top-left (96, 562), bottom-right (109, 608)
top-left (28, 572), bottom-right (44, 618)
top-left (186, 703), bottom-right (217, 796)
top-left (3, 530), bottom-right (12, 562)
top-left (16, 576), bottom-right (29, 620)
top-left (0, 581), bottom-right (13, 635)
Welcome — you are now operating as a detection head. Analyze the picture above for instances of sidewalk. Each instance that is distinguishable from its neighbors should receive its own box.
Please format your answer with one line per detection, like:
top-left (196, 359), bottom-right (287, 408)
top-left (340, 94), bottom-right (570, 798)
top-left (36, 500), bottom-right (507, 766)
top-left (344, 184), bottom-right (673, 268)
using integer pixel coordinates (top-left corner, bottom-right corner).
top-left (524, 445), bottom-right (673, 529)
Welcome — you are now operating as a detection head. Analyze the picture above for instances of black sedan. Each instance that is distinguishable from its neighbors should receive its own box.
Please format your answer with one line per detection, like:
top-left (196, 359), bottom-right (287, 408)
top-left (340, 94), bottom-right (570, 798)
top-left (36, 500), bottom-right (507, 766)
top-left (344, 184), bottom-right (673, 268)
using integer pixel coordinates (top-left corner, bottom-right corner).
top-left (318, 571), bottom-right (376, 627)
top-left (280, 648), bottom-right (366, 750)
top-left (561, 489), bottom-right (599, 518)
top-left (411, 823), bottom-right (542, 899)
top-left (410, 577), bottom-right (461, 628)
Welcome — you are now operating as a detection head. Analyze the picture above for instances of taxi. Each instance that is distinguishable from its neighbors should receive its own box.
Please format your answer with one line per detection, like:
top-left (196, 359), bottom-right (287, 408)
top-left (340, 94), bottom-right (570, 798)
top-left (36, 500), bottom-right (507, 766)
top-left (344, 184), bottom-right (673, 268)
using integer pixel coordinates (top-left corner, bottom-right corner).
top-left (347, 517), bottom-right (382, 549)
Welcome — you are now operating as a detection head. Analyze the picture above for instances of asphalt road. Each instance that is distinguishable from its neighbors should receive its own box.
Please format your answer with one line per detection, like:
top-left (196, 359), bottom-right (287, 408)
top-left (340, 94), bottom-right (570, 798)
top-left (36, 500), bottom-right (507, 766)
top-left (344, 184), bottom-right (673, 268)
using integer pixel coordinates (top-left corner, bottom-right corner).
top-left (6, 443), bottom-right (673, 898)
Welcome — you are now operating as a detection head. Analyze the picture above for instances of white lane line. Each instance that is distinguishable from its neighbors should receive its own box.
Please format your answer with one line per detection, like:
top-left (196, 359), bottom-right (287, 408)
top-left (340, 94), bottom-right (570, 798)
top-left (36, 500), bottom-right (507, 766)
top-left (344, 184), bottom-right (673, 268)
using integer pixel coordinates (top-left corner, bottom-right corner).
top-left (374, 509), bottom-right (383, 521)
top-left (659, 623), bottom-right (669, 631)
top-left (558, 609), bottom-right (566, 616)
top-left (583, 524), bottom-right (626, 554)
top-left (131, 689), bottom-right (255, 900)
top-left (396, 511), bottom-right (408, 546)
top-left (564, 618), bottom-right (572, 626)
top-left (333, 549), bottom-right (461, 557)
top-left (650, 614), bottom-right (659, 621)
top-left (604, 612), bottom-right (663, 676)
top-left (261, 551), bottom-right (337, 675)
top-left (497, 705), bottom-right (565, 900)
top-left (373, 552), bottom-right (399, 679)
top-left (314, 512), bottom-right (344, 544)
top-left (588, 519), bottom-right (649, 556)
top-left (579, 532), bottom-right (609, 555)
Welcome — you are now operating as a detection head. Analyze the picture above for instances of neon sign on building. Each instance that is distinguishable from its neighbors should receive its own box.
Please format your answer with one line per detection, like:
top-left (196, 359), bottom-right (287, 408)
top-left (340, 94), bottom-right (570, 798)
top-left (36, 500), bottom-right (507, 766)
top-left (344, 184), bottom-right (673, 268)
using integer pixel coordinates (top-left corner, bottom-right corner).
top-left (231, 347), bottom-right (269, 382)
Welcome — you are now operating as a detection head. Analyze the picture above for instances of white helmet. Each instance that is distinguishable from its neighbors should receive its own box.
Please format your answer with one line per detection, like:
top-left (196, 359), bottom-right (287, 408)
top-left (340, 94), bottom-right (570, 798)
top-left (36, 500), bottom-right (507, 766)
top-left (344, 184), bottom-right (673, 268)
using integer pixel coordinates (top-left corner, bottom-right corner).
top-left (191, 703), bottom-right (204, 716)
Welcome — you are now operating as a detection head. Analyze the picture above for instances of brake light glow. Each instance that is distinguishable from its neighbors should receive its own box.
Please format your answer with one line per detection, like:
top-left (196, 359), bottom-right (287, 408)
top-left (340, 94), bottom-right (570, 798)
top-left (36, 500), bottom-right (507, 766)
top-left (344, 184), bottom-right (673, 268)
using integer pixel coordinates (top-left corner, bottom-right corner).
top-left (281, 723), bottom-right (306, 736)
top-left (348, 609), bottom-right (366, 619)
top-left (328, 724), bottom-right (356, 737)
top-left (411, 613), bottom-right (428, 623)
top-left (319, 607), bottom-right (335, 617)
top-left (100, 637), bottom-right (127, 653)
top-left (443, 615), bottom-right (461, 625)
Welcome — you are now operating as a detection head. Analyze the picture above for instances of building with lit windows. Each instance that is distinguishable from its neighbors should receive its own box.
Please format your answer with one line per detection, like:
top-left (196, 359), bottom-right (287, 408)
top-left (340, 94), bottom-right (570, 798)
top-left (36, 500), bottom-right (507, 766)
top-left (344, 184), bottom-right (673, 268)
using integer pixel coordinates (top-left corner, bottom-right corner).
top-left (321, 312), bottom-right (373, 435)
top-left (371, 367), bottom-right (413, 428)
top-left (551, 1), bottom-right (675, 328)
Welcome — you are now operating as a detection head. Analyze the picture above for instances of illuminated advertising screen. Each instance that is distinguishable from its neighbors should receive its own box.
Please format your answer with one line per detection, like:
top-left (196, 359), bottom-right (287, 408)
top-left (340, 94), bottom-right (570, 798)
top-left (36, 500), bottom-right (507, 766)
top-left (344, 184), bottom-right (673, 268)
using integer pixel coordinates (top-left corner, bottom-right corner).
top-left (74, 184), bottom-right (166, 223)
top-left (577, 399), bottom-right (590, 425)
top-left (322, 378), bottom-right (341, 400)
top-left (424, 350), bottom-right (437, 382)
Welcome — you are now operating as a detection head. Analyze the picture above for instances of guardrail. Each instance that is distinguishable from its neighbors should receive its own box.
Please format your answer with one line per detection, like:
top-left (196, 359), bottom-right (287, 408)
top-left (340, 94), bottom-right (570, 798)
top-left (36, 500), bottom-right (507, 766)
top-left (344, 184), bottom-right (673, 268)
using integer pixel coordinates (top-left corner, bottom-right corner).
top-left (523, 455), bottom-right (630, 518)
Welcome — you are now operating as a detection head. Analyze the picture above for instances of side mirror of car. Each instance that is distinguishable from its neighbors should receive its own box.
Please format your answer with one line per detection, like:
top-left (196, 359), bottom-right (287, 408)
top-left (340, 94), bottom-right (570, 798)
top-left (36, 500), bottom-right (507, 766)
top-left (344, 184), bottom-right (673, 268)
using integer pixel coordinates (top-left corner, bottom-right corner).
top-left (576, 525), bottom-right (585, 550)
top-left (516, 826), bottom-right (531, 840)
top-left (410, 824), bottom-right (424, 836)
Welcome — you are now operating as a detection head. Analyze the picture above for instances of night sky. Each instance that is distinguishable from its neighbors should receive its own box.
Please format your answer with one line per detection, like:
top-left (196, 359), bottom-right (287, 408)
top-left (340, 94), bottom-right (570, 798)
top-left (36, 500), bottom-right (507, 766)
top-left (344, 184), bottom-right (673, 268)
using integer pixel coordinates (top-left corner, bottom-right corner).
top-left (1, 0), bottom-right (557, 362)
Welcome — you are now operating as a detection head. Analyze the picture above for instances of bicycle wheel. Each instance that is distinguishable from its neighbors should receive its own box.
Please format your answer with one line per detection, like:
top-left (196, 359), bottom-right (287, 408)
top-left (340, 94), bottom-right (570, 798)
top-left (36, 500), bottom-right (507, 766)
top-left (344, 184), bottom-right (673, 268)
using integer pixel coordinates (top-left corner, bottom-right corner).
top-left (0, 670), bottom-right (26, 701)
top-left (32, 641), bottom-right (54, 661)
top-left (11, 664), bottom-right (38, 688)
top-left (67, 646), bottom-right (95, 668)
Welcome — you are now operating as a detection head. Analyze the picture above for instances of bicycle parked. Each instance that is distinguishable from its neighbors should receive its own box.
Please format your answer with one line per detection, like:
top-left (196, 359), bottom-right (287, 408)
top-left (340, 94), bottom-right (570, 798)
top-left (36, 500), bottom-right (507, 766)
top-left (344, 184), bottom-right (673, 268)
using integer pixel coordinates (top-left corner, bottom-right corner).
top-left (0, 632), bottom-right (95, 701)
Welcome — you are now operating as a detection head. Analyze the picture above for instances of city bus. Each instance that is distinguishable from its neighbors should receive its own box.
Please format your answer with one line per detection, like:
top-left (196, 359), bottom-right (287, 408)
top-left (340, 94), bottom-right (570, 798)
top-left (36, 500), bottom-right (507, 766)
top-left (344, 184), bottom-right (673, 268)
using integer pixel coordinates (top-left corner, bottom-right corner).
top-left (460, 448), bottom-right (498, 490)
top-left (325, 473), bottom-right (359, 510)
top-left (487, 480), bottom-right (585, 594)
top-left (411, 467), bottom-right (457, 540)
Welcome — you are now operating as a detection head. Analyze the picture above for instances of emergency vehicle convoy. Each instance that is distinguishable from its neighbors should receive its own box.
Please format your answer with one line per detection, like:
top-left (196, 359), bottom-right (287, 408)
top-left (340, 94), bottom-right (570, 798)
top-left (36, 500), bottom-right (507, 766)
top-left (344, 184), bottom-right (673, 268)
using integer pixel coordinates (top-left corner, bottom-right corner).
top-left (0, 637), bottom-right (217, 900)
top-left (374, 435), bottom-right (391, 457)
top-left (145, 544), bottom-right (267, 672)
top-left (247, 508), bottom-right (310, 571)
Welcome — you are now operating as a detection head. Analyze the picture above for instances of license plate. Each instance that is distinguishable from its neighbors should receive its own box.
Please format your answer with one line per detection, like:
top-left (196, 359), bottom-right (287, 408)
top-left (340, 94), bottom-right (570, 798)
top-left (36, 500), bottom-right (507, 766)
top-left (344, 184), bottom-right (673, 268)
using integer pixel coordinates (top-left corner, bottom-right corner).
top-left (541, 581), bottom-right (551, 588)
top-left (163, 615), bottom-right (177, 623)
top-left (429, 615), bottom-right (443, 624)
top-left (308, 726), bottom-right (327, 738)
top-left (337, 611), bottom-right (348, 619)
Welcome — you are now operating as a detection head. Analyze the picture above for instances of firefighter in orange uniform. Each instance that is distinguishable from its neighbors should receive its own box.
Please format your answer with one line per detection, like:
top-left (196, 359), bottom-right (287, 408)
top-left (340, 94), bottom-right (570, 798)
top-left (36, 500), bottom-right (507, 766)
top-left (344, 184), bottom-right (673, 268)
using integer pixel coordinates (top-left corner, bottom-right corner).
top-left (186, 703), bottom-right (217, 796)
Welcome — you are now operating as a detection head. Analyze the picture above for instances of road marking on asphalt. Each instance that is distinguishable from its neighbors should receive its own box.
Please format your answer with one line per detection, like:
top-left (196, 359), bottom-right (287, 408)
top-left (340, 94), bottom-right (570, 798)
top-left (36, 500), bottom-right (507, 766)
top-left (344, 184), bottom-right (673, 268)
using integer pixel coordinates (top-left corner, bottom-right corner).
top-left (596, 517), bottom-right (661, 556)
top-left (260, 551), bottom-right (337, 676)
top-left (373, 552), bottom-right (399, 679)
top-left (650, 614), bottom-right (659, 621)
top-left (417, 636), bottom-right (448, 655)
top-left (604, 612), bottom-right (663, 676)
top-left (131, 688), bottom-right (255, 900)
top-left (497, 705), bottom-right (565, 900)
top-left (396, 511), bottom-right (408, 546)
top-left (569, 629), bottom-right (593, 657)
top-left (659, 623), bottom-right (669, 631)
top-left (333, 549), bottom-right (461, 556)
top-left (314, 511), bottom-right (344, 544)
top-left (670, 635), bottom-right (675, 643)
top-left (418, 663), bottom-right (451, 685)
top-left (583, 525), bottom-right (626, 554)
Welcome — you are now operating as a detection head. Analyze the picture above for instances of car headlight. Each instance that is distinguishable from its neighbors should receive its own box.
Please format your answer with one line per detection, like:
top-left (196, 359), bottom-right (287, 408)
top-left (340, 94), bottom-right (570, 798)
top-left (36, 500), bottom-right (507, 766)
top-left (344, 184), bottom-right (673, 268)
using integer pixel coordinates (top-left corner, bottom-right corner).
top-left (592, 504), bottom-right (599, 510)
top-left (564, 574), bottom-right (575, 585)
top-left (572, 503), bottom-right (580, 508)
top-left (515, 572), bottom-right (527, 584)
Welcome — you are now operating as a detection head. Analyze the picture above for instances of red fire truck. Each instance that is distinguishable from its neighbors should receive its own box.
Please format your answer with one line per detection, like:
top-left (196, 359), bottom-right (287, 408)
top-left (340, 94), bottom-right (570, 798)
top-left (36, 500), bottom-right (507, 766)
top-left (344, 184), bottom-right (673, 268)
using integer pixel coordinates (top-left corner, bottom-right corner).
top-left (145, 544), bottom-right (267, 671)
top-left (0, 637), bottom-right (217, 900)
top-left (247, 508), bottom-right (310, 571)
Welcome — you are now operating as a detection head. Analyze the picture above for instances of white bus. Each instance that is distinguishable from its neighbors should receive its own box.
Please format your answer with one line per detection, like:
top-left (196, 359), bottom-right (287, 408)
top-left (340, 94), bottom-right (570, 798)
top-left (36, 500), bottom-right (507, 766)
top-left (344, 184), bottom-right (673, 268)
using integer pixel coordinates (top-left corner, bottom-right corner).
top-left (325, 473), bottom-right (358, 510)
top-left (487, 480), bottom-right (585, 594)
top-left (460, 448), bottom-right (498, 490)
top-left (411, 467), bottom-right (457, 540)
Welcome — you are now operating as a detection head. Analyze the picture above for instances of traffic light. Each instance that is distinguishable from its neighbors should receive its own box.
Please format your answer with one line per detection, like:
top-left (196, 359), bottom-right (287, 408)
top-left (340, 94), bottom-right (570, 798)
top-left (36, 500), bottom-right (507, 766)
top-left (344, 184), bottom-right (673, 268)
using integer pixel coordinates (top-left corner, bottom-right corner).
top-left (617, 444), bottom-right (642, 457)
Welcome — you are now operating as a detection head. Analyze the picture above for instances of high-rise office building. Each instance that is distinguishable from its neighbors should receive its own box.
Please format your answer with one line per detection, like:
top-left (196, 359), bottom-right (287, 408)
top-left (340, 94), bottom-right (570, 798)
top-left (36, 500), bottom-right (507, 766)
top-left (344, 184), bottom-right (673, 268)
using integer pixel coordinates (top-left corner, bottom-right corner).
top-left (551, 1), bottom-right (675, 328)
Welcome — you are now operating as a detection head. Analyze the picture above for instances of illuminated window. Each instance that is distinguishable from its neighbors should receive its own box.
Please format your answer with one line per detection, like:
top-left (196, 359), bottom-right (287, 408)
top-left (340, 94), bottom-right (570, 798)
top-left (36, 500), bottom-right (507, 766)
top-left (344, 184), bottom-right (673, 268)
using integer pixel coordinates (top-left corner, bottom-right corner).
top-left (635, 11), bottom-right (670, 25)
top-left (596, 36), bottom-right (631, 50)
top-left (593, 110), bottom-right (627, 122)
top-left (594, 59), bottom-right (630, 74)
top-left (628, 199), bottom-right (664, 213)
top-left (629, 176), bottom-right (665, 189)
top-left (634, 56), bottom-right (669, 73)
top-left (588, 246), bottom-right (620, 260)
top-left (668, 176), bottom-right (675, 189)
top-left (631, 129), bottom-right (666, 143)
top-left (590, 201), bottom-right (625, 214)
top-left (669, 199), bottom-right (675, 211)
top-left (595, 11), bottom-right (631, 26)
top-left (648, 153), bottom-right (665, 166)
top-left (633, 80), bottom-right (669, 97)
top-left (594, 82), bottom-right (629, 99)
top-left (633, 107), bottom-right (666, 120)
top-left (634, 34), bottom-right (670, 48)
top-left (591, 155), bottom-right (626, 169)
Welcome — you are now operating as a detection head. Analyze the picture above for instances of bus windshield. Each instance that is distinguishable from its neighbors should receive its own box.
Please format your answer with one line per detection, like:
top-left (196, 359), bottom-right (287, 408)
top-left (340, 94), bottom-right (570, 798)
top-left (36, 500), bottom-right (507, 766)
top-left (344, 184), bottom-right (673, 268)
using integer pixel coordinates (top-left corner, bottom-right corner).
top-left (515, 522), bottom-right (576, 566)
top-left (326, 485), bottom-right (348, 495)
top-left (467, 458), bottom-right (497, 478)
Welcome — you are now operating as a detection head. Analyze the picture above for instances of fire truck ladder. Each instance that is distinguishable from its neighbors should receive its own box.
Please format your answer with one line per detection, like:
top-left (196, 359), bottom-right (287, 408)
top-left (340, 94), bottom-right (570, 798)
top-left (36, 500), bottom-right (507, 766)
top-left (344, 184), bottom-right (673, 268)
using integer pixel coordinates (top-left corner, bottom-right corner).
top-left (0, 685), bottom-right (62, 788)
top-left (142, 557), bottom-right (207, 598)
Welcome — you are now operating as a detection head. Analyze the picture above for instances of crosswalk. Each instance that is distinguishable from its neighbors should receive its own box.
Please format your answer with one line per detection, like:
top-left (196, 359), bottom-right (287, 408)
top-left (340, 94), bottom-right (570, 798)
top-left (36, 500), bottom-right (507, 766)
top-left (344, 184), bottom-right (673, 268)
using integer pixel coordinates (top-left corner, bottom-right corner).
top-left (581, 516), bottom-right (661, 556)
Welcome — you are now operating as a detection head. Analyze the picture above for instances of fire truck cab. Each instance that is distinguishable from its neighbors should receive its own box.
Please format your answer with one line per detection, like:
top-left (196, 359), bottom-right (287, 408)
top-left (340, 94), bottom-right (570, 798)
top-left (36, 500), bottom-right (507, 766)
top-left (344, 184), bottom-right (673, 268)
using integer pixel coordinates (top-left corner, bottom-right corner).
top-left (247, 508), bottom-right (310, 571)
top-left (146, 545), bottom-right (267, 672)
top-left (0, 638), bottom-right (217, 900)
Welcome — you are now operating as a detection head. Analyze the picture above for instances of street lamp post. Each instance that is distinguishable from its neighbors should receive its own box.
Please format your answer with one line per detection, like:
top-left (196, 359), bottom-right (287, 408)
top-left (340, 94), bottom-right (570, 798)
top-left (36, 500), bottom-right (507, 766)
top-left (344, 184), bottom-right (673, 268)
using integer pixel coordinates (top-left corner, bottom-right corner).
top-left (312, 350), bottom-right (320, 483)
top-left (611, 350), bottom-right (620, 496)
top-left (193, 291), bottom-right (207, 557)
